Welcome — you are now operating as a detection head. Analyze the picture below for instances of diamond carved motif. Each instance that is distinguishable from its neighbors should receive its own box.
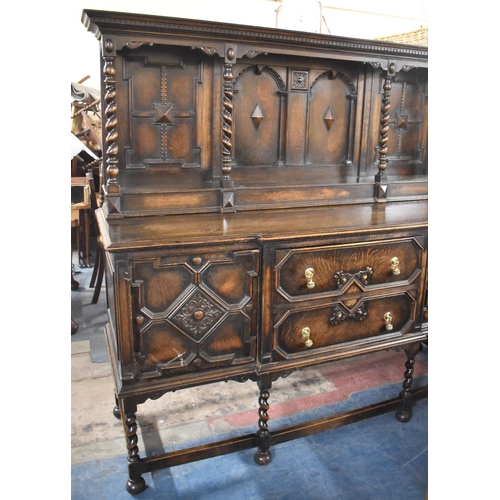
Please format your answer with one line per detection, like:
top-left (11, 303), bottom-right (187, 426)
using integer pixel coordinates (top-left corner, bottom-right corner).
top-left (395, 113), bottom-right (408, 129)
top-left (251, 103), bottom-right (264, 130)
top-left (170, 289), bottom-right (225, 340)
top-left (154, 103), bottom-right (175, 125)
top-left (323, 106), bottom-right (335, 131)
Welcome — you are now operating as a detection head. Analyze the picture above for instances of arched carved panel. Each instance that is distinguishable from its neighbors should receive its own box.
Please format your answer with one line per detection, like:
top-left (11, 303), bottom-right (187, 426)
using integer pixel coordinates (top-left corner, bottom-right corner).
top-left (233, 65), bottom-right (286, 166)
top-left (307, 71), bottom-right (357, 166)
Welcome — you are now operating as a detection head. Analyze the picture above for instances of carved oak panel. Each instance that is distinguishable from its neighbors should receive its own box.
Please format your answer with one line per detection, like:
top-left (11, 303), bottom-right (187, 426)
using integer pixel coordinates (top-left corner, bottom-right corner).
top-left (121, 46), bottom-right (205, 170)
top-left (367, 68), bottom-right (428, 175)
top-left (128, 249), bottom-right (260, 378)
top-left (275, 238), bottom-right (423, 301)
top-left (273, 292), bottom-right (416, 359)
top-left (231, 61), bottom-right (359, 169)
top-left (307, 70), bottom-right (357, 166)
top-left (233, 65), bottom-right (286, 166)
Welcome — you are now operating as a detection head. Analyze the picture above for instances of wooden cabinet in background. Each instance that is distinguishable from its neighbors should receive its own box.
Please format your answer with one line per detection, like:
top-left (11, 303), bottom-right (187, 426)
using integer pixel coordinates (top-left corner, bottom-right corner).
top-left (83, 9), bottom-right (428, 494)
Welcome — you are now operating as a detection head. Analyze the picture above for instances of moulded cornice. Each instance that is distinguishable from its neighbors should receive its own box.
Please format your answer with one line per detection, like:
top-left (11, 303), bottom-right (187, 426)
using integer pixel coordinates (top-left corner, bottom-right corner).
top-left (82, 9), bottom-right (428, 67)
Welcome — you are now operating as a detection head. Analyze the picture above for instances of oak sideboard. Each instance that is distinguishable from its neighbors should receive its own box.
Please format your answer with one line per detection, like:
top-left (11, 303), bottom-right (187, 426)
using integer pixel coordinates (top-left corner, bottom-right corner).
top-left (82, 9), bottom-right (428, 494)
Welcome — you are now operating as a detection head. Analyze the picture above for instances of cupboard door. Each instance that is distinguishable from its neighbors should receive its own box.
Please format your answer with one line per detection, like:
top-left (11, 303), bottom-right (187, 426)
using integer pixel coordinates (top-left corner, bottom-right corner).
top-left (128, 249), bottom-right (260, 378)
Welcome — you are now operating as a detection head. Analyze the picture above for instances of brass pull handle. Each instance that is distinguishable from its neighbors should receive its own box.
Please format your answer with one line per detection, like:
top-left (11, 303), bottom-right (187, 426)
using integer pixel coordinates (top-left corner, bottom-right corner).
top-left (384, 312), bottom-right (394, 331)
top-left (305, 268), bottom-right (315, 289)
top-left (390, 257), bottom-right (401, 275)
top-left (302, 327), bottom-right (313, 347)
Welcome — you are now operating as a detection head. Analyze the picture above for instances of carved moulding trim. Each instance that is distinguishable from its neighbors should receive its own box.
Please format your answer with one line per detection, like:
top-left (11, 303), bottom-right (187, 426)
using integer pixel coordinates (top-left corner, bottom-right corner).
top-left (366, 60), bottom-right (422, 73)
top-left (194, 46), bottom-right (219, 56)
top-left (192, 46), bottom-right (267, 60)
top-left (85, 13), bottom-right (427, 59)
top-left (234, 65), bottom-right (286, 91)
top-left (124, 41), bottom-right (154, 50)
top-left (310, 70), bottom-right (356, 95)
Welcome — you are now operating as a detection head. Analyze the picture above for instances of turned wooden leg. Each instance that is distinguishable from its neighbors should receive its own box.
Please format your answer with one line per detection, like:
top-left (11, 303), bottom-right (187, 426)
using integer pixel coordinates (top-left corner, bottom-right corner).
top-left (254, 376), bottom-right (273, 465)
top-left (119, 400), bottom-right (147, 495)
top-left (71, 318), bottom-right (79, 335)
top-left (396, 343), bottom-right (420, 423)
top-left (113, 395), bottom-right (121, 420)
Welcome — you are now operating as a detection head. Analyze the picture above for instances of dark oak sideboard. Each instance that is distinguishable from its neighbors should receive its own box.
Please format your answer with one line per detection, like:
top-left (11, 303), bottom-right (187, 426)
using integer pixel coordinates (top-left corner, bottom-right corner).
top-left (83, 9), bottom-right (428, 495)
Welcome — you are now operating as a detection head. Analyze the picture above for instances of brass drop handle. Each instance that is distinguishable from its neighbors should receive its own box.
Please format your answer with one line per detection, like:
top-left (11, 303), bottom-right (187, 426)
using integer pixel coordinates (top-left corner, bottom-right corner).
top-left (305, 268), bottom-right (315, 289)
top-left (384, 312), bottom-right (394, 331)
top-left (301, 327), bottom-right (313, 347)
top-left (390, 257), bottom-right (401, 275)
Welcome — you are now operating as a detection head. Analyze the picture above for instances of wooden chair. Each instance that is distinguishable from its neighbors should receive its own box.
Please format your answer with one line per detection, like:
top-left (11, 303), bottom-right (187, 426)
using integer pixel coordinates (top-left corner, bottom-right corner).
top-left (86, 171), bottom-right (105, 304)
top-left (71, 176), bottom-right (91, 267)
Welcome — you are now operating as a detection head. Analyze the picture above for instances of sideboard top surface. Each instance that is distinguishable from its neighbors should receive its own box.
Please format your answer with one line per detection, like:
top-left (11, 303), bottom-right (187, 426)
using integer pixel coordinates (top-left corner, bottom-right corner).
top-left (97, 200), bottom-right (427, 252)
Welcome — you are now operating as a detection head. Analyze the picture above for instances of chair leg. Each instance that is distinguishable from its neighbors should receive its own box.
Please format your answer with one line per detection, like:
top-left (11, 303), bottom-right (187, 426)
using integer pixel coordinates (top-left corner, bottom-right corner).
top-left (71, 269), bottom-right (79, 290)
top-left (91, 245), bottom-right (105, 304)
top-left (71, 318), bottom-right (79, 335)
top-left (89, 242), bottom-right (100, 288)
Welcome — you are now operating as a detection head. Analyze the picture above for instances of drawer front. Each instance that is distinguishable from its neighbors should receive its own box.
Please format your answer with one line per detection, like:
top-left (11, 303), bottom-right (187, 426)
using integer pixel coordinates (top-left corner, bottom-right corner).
top-left (273, 292), bottom-right (416, 359)
top-left (275, 238), bottom-right (423, 301)
top-left (128, 249), bottom-right (259, 379)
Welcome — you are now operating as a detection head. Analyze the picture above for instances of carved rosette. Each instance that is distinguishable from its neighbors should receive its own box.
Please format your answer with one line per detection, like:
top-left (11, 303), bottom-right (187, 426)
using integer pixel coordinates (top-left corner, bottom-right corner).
top-left (291, 70), bottom-right (308, 90)
top-left (171, 289), bottom-right (225, 340)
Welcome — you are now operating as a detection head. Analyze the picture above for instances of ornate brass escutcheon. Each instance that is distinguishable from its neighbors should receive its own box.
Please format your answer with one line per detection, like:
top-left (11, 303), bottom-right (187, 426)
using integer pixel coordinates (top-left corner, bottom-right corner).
top-left (330, 303), bottom-right (368, 325)
top-left (305, 268), bottom-right (315, 289)
top-left (334, 266), bottom-right (373, 289)
top-left (390, 257), bottom-right (401, 275)
top-left (301, 326), bottom-right (313, 347)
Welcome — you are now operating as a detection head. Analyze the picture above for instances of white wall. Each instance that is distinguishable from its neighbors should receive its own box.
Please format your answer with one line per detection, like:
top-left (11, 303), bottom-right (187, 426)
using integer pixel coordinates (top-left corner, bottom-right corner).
top-left (71, 0), bottom-right (428, 89)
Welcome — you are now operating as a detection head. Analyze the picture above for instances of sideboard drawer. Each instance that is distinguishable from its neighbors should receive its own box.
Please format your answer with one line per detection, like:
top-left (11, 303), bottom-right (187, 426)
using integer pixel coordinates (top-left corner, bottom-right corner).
top-left (127, 249), bottom-right (260, 379)
top-left (275, 238), bottom-right (423, 300)
top-left (273, 292), bottom-right (416, 359)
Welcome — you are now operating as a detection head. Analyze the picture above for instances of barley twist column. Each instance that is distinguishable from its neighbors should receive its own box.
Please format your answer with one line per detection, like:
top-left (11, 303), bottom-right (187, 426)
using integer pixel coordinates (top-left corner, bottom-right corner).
top-left (375, 62), bottom-right (396, 201)
top-left (122, 407), bottom-right (147, 494)
top-left (102, 38), bottom-right (121, 216)
top-left (395, 343), bottom-right (419, 423)
top-left (254, 376), bottom-right (273, 465)
top-left (221, 62), bottom-right (234, 184)
top-left (221, 46), bottom-right (236, 211)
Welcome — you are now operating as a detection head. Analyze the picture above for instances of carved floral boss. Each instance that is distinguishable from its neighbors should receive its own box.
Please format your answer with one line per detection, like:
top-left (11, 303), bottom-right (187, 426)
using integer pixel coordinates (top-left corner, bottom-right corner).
top-left (170, 288), bottom-right (225, 341)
